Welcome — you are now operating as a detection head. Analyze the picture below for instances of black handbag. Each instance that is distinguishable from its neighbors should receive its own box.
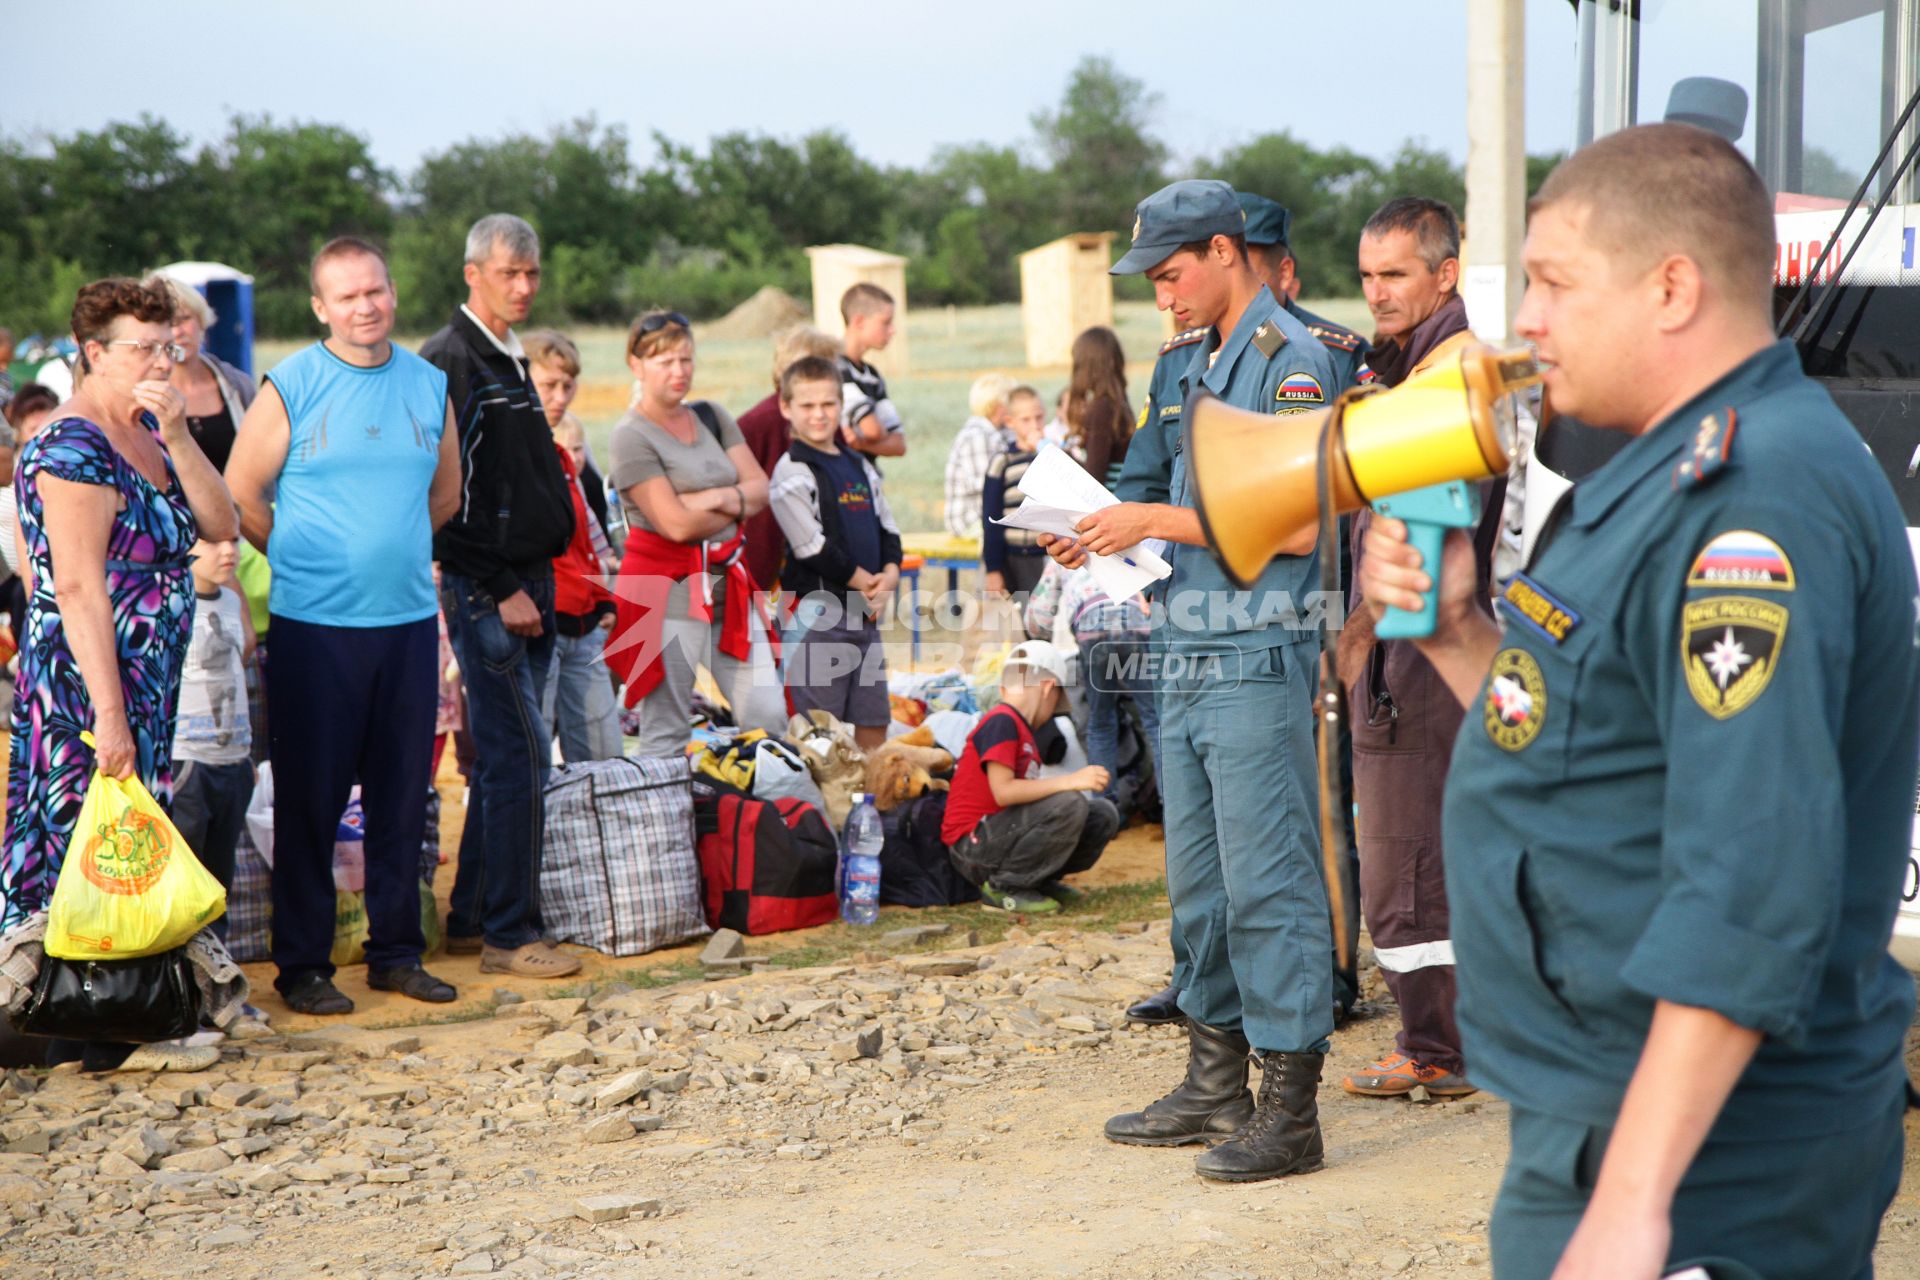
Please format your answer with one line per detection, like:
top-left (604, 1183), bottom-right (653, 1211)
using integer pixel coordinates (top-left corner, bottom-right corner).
top-left (8, 947), bottom-right (202, 1042)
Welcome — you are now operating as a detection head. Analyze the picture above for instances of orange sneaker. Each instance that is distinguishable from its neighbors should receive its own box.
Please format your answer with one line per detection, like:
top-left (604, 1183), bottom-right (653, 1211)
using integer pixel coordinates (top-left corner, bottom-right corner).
top-left (1341, 1051), bottom-right (1476, 1098)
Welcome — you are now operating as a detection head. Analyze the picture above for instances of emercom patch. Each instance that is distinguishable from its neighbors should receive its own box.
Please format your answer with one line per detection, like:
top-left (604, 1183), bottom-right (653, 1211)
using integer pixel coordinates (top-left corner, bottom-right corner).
top-left (1682, 595), bottom-right (1788, 719)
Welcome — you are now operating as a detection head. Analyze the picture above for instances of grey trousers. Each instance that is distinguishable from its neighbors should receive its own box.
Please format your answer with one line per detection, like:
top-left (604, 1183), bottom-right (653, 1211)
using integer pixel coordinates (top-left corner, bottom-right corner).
top-left (948, 790), bottom-right (1120, 891)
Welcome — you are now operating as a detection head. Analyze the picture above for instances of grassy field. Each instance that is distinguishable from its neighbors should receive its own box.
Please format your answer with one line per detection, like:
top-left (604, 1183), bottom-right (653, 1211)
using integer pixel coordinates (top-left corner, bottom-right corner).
top-left (255, 297), bottom-right (1371, 533)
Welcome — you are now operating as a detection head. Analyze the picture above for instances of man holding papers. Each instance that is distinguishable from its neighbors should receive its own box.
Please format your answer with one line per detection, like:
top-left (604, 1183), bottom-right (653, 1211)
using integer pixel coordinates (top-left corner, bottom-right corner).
top-left (1043, 179), bottom-right (1340, 1183)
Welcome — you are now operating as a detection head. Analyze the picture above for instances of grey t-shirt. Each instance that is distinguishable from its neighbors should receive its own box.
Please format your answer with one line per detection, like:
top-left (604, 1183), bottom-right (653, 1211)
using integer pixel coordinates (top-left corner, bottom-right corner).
top-left (608, 401), bottom-right (746, 539)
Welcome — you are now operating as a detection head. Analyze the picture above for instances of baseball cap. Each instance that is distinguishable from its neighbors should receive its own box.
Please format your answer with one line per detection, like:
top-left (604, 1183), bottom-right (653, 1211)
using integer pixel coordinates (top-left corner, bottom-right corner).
top-left (1111, 179), bottom-right (1246, 276)
top-left (1236, 194), bottom-right (1291, 248)
top-left (1004, 640), bottom-right (1070, 686)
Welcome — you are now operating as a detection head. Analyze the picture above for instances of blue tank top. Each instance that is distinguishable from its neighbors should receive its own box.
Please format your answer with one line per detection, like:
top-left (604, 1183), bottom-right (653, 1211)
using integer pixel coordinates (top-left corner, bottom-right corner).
top-left (264, 342), bottom-right (447, 627)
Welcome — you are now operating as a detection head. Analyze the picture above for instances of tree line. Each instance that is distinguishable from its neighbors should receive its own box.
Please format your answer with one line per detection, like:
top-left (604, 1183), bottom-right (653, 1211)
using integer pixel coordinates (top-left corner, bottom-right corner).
top-left (0, 58), bottom-right (1561, 341)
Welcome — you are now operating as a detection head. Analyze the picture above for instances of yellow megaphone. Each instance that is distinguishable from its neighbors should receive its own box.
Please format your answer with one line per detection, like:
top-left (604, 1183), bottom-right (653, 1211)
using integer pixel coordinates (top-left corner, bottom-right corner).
top-left (1186, 344), bottom-right (1541, 592)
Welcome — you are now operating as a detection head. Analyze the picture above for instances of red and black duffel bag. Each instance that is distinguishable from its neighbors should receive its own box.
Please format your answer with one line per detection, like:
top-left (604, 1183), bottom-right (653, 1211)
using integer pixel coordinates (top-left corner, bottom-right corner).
top-left (694, 790), bottom-right (839, 935)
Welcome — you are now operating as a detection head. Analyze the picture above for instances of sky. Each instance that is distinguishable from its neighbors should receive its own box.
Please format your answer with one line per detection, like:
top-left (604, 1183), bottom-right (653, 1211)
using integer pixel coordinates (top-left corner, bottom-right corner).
top-left (1, 1), bottom-right (1588, 175)
top-left (4, 2), bottom-right (1888, 185)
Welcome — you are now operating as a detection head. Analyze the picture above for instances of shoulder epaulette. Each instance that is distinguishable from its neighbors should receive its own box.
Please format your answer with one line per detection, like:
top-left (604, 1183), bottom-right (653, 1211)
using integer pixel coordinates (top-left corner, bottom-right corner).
top-left (1159, 327), bottom-right (1207, 355)
top-left (1306, 323), bottom-right (1364, 354)
top-left (1250, 321), bottom-right (1288, 359)
top-left (1671, 409), bottom-right (1737, 490)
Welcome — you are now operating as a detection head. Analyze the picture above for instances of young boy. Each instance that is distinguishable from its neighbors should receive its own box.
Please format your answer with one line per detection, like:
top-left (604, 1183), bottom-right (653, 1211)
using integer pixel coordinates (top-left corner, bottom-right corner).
top-left (943, 640), bottom-right (1119, 912)
top-left (943, 372), bottom-right (1016, 540)
top-left (837, 283), bottom-right (906, 459)
top-left (980, 385), bottom-right (1052, 597)
top-left (171, 538), bottom-right (257, 938)
top-left (769, 355), bottom-right (901, 750)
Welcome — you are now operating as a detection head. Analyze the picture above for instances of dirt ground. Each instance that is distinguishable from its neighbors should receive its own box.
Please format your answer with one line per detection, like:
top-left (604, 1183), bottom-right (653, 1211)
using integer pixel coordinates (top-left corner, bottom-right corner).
top-left (107, 775), bottom-right (1917, 1278)
top-left (8, 922), bottom-right (1920, 1280)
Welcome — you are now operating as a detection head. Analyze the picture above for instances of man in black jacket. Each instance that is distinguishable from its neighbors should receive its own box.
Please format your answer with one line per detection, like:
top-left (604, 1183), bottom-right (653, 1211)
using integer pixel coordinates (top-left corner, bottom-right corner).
top-left (423, 212), bottom-right (581, 978)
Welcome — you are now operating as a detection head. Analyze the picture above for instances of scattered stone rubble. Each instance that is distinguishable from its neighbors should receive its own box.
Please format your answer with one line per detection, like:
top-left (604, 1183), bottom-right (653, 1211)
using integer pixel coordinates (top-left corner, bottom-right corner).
top-left (0, 924), bottom-right (1179, 1278)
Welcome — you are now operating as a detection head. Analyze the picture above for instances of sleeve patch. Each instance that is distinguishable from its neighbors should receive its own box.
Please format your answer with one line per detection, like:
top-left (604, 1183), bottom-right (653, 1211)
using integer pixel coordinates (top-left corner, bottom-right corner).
top-left (1686, 530), bottom-right (1795, 591)
top-left (1136, 396), bottom-right (1150, 431)
top-left (1682, 595), bottom-right (1787, 719)
top-left (1277, 372), bottom-right (1325, 405)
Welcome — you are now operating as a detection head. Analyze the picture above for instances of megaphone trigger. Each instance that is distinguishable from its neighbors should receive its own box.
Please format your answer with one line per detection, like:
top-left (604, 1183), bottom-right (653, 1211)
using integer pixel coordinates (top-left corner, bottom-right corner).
top-left (1370, 481), bottom-right (1483, 640)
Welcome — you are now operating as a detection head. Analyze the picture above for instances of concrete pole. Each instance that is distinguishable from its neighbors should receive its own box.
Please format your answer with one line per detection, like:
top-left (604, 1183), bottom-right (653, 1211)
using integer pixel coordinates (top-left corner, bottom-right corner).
top-left (1463, 0), bottom-right (1527, 342)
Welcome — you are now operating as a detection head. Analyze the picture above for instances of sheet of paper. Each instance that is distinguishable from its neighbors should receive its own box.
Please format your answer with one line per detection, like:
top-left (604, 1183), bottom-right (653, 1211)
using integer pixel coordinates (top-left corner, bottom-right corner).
top-left (990, 502), bottom-right (1085, 540)
top-left (991, 446), bottom-right (1171, 604)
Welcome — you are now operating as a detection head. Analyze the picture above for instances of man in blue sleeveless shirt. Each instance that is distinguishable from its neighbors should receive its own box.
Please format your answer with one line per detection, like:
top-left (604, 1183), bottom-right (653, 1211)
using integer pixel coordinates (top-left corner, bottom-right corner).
top-left (227, 236), bottom-right (462, 1015)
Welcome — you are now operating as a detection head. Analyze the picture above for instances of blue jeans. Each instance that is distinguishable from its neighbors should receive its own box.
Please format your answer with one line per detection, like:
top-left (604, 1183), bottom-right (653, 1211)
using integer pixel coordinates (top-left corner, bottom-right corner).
top-left (542, 625), bottom-right (623, 763)
top-left (441, 573), bottom-right (556, 950)
top-left (1080, 635), bottom-right (1159, 803)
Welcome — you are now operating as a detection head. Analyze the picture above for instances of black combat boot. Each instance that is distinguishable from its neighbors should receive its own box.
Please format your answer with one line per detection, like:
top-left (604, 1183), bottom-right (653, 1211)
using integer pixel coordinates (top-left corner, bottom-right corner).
top-left (1104, 1019), bottom-right (1254, 1146)
top-left (1193, 1050), bottom-right (1325, 1182)
top-left (1124, 983), bottom-right (1187, 1026)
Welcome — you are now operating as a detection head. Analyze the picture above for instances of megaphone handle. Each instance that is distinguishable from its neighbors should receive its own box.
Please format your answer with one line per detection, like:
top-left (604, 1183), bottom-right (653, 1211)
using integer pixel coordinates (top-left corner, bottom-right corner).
top-left (1375, 520), bottom-right (1445, 640)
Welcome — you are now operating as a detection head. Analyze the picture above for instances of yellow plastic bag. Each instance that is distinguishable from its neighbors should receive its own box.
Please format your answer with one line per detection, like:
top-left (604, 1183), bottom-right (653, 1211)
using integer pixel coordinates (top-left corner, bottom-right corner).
top-left (45, 759), bottom-right (227, 960)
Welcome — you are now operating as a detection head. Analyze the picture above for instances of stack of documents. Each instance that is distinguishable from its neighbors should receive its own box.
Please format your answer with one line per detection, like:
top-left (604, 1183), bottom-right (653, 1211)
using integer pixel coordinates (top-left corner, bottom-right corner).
top-left (990, 446), bottom-right (1173, 604)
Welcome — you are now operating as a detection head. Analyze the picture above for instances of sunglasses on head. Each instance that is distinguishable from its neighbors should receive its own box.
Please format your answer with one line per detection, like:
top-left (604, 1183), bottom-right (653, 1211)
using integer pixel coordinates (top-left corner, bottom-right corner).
top-left (636, 311), bottom-right (690, 336)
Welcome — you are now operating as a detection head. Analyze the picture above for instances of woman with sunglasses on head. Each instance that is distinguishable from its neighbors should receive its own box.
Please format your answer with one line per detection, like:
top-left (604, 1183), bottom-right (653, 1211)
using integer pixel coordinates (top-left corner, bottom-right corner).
top-left (607, 310), bottom-right (784, 757)
top-left (2, 278), bottom-right (236, 1073)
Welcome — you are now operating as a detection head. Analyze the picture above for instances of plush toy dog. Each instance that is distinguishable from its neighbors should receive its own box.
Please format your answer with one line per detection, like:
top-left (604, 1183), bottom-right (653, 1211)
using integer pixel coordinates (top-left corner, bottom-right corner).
top-left (862, 726), bottom-right (954, 813)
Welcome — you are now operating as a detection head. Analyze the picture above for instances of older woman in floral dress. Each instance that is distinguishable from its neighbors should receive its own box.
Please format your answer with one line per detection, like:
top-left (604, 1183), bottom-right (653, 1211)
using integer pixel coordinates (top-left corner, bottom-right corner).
top-left (3, 278), bottom-right (237, 1072)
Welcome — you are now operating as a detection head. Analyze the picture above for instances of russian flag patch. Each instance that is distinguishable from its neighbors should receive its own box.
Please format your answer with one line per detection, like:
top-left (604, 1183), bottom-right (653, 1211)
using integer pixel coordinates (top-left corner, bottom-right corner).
top-left (1686, 530), bottom-right (1795, 591)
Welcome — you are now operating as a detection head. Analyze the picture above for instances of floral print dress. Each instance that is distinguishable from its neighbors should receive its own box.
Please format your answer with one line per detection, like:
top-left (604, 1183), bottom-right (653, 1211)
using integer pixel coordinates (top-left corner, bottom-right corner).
top-left (2, 417), bottom-right (198, 929)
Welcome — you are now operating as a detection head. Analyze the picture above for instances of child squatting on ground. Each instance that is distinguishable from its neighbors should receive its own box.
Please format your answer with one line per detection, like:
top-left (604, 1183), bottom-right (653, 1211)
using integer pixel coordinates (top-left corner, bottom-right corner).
top-left (768, 355), bottom-right (901, 751)
top-left (942, 640), bottom-right (1120, 913)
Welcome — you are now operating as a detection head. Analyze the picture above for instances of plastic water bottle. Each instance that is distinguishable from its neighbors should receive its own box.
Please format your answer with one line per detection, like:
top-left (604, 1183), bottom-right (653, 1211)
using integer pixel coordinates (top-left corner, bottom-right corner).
top-left (839, 793), bottom-right (883, 926)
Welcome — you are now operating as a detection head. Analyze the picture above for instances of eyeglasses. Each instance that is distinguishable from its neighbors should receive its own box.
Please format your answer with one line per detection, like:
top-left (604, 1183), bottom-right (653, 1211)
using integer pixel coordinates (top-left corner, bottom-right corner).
top-left (102, 339), bottom-right (186, 363)
top-left (635, 311), bottom-right (690, 336)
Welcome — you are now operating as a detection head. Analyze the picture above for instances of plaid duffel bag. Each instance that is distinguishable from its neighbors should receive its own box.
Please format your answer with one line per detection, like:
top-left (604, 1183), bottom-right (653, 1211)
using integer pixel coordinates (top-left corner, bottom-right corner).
top-left (539, 757), bottom-right (706, 956)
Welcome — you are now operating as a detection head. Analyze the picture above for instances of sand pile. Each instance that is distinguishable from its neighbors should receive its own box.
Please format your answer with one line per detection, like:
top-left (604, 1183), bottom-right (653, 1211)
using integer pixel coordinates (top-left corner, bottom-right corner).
top-left (704, 286), bottom-right (811, 341)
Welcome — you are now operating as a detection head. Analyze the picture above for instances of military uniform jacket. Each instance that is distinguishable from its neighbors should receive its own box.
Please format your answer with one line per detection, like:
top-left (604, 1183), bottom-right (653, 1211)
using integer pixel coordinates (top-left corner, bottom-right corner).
top-left (1117, 301), bottom-right (1364, 511)
top-left (1286, 300), bottom-right (1367, 392)
top-left (1442, 341), bottom-right (1920, 1139)
top-left (1112, 286), bottom-right (1337, 654)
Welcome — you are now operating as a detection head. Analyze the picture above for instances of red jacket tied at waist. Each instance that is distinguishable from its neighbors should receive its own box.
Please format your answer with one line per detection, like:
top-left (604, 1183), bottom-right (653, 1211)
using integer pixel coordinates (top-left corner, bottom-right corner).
top-left (609, 526), bottom-right (767, 708)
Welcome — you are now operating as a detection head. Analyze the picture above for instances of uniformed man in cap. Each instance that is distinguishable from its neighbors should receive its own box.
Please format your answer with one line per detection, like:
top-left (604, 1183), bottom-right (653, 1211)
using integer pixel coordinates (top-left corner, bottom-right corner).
top-left (1236, 194), bottom-right (1368, 391)
top-left (1113, 191), bottom-right (1370, 1031)
top-left (1046, 178), bottom-right (1340, 1183)
top-left (1359, 122), bottom-right (1916, 1278)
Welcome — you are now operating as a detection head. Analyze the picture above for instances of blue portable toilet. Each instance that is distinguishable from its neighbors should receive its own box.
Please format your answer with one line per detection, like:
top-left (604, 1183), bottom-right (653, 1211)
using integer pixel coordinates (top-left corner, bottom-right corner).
top-left (156, 261), bottom-right (255, 376)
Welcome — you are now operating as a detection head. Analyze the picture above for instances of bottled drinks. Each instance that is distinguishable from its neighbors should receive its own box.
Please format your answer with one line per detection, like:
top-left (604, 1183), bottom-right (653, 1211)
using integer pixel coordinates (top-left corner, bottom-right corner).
top-left (839, 793), bottom-right (883, 926)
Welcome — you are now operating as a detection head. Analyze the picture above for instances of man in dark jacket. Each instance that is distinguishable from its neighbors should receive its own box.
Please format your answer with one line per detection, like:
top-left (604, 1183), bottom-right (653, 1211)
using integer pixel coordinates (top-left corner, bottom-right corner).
top-left (422, 212), bottom-right (581, 979)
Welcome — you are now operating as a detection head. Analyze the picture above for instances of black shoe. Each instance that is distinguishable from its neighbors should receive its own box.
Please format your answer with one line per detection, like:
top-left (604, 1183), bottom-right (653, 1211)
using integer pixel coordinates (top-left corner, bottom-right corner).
top-left (367, 964), bottom-right (457, 1004)
top-left (281, 974), bottom-right (355, 1016)
top-left (1104, 1019), bottom-right (1254, 1146)
top-left (1125, 983), bottom-right (1187, 1026)
top-left (1194, 1050), bottom-right (1325, 1182)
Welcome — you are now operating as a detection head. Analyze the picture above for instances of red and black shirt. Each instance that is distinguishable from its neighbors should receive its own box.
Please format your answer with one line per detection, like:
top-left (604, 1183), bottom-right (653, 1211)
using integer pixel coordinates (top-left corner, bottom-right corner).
top-left (942, 703), bottom-right (1041, 844)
